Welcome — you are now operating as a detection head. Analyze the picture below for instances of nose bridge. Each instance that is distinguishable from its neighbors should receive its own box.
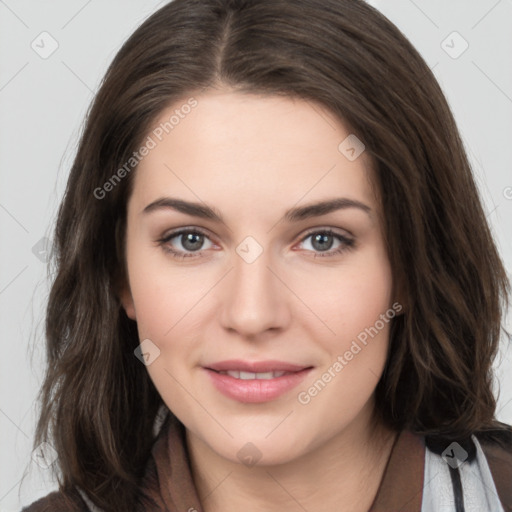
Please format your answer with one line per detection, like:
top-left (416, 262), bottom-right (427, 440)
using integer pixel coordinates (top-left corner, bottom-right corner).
top-left (220, 239), bottom-right (288, 336)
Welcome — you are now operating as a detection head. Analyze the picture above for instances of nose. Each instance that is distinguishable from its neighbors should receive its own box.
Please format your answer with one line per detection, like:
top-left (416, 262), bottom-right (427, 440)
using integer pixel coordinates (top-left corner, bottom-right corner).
top-left (219, 246), bottom-right (291, 339)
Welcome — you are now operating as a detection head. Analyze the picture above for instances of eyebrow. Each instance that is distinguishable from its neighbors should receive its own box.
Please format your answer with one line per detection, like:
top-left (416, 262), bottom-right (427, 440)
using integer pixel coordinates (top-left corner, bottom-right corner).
top-left (142, 196), bottom-right (371, 223)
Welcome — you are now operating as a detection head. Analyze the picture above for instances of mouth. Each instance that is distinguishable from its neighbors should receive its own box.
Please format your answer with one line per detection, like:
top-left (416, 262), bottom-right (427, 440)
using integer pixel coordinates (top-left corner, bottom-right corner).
top-left (209, 369), bottom-right (292, 380)
top-left (205, 359), bottom-right (311, 373)
top-left (203, 360), bottom-right (314, 403)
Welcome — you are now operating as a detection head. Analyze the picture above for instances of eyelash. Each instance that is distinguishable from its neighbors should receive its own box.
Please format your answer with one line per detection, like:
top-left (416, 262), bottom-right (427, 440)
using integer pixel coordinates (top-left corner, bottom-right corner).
top-left (157, 227), bottom-right (355, 260)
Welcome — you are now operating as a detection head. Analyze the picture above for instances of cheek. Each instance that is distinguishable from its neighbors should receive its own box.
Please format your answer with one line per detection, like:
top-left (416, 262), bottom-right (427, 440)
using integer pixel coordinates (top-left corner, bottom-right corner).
top-left (294, 246), bottom-right (393, 344)
top-left (126, 238), bottom-right (207, 339)
top-left (127, 260), bottom-right (204, 410)
top-left (303, 250), bottom-right (393, 410)
top-left (296, 274), bottom-right (393, 426)
top-left (130, 277), bottom-right (186, 339)
top-left (126, 245), bottom-right (211, 393)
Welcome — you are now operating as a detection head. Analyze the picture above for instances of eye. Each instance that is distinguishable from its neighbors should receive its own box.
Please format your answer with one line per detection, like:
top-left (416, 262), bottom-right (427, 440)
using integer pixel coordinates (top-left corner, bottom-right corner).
top-left (157, 227), bottom-right (355, 260)
top-left (297, 229), bottom-right (355, 257)
top-left (158, 228), bottom-right (215, 259)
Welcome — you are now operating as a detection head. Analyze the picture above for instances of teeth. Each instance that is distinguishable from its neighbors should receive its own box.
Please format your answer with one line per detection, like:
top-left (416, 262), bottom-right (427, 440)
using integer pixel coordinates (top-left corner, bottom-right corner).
top-left (218, 370), bottom-right (287, 379)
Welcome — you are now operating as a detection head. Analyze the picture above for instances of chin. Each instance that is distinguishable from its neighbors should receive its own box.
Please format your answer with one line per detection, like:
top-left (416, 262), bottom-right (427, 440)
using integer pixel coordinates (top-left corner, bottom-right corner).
top-left (210, 427), bottom-right (312, 467)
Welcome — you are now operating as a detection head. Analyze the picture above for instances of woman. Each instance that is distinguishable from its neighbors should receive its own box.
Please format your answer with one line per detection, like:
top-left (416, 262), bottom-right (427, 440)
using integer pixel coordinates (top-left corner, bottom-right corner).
top-left (23, 0), bottom-right (512, 511)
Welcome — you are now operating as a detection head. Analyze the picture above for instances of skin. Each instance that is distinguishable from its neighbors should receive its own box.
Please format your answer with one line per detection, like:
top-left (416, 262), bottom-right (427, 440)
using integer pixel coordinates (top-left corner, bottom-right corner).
top-left (120, 89), bottom-right (399, 511)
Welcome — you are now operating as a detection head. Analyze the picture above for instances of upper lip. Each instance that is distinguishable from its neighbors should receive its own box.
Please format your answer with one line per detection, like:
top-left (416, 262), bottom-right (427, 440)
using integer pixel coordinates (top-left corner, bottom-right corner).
top-left (205, 359), bottom-right (312, 373)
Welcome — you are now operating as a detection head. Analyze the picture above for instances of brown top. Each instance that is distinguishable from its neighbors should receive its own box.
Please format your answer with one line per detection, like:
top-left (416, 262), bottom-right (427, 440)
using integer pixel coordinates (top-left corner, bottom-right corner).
top-left (22, 414), bottom-right (426, 511)
top-left (137, 414), bottom-right (425, 511)
top-left (22, 414), bottom-right (512, 511)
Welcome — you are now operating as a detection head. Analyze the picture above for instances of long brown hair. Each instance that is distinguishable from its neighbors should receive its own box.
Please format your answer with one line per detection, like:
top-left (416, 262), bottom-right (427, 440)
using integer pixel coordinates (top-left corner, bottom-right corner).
top-left (31, 0), bottom-right (510, 509)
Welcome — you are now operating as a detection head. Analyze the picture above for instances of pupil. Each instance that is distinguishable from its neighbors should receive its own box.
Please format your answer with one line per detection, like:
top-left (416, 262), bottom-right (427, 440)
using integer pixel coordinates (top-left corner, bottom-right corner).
top-left (313, 233), bottom-right (333, 251)
top-left (183, 233), bottom-right (203, 251)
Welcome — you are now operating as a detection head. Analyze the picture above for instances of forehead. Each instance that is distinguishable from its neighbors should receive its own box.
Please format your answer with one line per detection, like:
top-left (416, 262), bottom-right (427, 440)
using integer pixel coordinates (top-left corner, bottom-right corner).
top-left (130, 90), bottom-right (378, 218)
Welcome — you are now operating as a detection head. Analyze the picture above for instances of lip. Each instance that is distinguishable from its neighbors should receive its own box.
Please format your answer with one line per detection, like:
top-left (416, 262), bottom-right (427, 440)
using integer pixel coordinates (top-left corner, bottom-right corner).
top-left (203, 360), bottom-right (313, 403)
top-left (205, 359), bottom-right (310, 373)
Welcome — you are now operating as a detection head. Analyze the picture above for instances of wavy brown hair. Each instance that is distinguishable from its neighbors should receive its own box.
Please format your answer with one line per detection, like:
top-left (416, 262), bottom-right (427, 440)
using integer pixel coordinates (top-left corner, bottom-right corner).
top-left (30, 0), bottom-right (510, 509)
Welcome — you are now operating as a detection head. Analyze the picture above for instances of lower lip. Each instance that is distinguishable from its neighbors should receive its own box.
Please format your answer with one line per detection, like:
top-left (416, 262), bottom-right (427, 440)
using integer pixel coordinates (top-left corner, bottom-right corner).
top-left (203, 368), bottom-right (313, 403)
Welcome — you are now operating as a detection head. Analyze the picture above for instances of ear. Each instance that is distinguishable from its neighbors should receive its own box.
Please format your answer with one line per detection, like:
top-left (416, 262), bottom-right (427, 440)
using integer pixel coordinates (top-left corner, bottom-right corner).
top-left (113, 217), bottom-right (136, 319)
top-left (115, 269), bottom-right (137, 320)
top-left (119, 284), bottom-right (137, 320)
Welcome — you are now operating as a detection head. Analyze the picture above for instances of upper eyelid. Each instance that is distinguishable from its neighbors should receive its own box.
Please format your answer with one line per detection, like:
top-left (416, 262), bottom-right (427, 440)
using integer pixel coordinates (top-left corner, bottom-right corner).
top-left (160, 226), bottom-right (353, 247)
top-left (160, 226), bottom-right (214, 243)
top-left (299, 227), bottom-right (353, 241)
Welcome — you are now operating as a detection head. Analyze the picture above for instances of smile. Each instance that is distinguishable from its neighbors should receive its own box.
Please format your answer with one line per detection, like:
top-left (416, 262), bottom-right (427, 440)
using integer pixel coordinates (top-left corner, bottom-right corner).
top-left (214, 370), bottom-right (288, 379)
top-left (203, 365), bottom-right (313, 403)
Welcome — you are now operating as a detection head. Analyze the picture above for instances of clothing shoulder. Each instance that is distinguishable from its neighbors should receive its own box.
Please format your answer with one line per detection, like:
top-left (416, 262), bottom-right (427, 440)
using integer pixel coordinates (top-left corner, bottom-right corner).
top-left (21, 488), bottom-right (89, 512)
top-left (475, 422), bottom-right (512, 511)
top-left (476, 422), bottom-right (512, 459)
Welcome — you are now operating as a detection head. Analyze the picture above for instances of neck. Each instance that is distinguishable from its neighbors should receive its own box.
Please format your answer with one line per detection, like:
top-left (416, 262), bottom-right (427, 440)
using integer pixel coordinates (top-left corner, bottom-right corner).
top-left (185, 402), bottom-right (398, 512)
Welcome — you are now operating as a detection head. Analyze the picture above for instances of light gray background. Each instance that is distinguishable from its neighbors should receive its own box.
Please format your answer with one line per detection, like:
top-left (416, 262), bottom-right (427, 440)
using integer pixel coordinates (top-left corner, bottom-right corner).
top-left (1, 1), bottom-right (511, 510)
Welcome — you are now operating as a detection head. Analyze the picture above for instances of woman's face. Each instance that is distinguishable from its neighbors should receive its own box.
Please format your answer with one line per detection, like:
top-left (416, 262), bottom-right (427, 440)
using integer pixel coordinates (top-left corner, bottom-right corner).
top-left (121, 89), bottom-right (397, 465)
